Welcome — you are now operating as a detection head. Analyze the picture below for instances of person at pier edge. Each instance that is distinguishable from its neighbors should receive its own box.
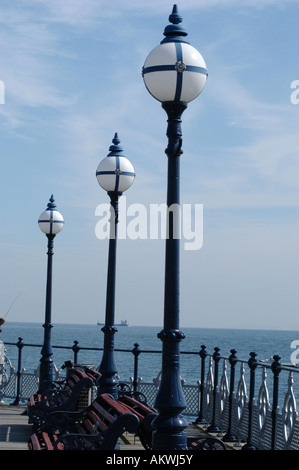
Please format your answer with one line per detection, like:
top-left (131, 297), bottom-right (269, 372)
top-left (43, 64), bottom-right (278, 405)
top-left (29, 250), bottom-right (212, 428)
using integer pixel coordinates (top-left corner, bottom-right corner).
top-left (0, 318), bottom-right (5, 333)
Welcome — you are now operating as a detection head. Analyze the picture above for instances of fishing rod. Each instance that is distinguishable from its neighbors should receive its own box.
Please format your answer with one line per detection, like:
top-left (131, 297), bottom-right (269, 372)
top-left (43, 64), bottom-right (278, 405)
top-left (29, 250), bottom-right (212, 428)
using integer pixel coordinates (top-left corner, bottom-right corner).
top-left (4, 293), bottom-right (20, 319)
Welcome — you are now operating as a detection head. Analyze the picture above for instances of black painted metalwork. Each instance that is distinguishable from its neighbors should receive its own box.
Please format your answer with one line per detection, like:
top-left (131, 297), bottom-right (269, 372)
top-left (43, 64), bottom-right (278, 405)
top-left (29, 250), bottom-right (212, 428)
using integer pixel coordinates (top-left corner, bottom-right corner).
top-left (38, 233), bottom-right (56, 393)
top-left (11, 337), bottom-right (24, 405)
top-left (96, 134), bottom-right (135, 400)
top-left (242, 352), bottom-right (258, 450)
top-left (4, 337), bottom-right (299, 450)
top-left (72, 340), bottom-right (80, 364)
top-left (195, 344), bottom-right (208, 425)
top-left (151, 100), bottom-right (188, 451)
top-left (97, 192), bottom-right (119, 399)
top-left (38, 196), bottom-right (64, 394)
top-left (271, 355), bottom-right (282, 450)
top-left (223, 349), bottom-right (238, 442)
top-left (132, 343), bottom-right (141, 394)
top-left (207, 347), bottom-right (221, 433)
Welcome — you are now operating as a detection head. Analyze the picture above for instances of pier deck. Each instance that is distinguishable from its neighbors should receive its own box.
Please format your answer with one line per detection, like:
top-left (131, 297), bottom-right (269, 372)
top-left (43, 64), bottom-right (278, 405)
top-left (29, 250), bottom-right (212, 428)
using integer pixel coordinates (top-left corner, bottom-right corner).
top-left (0, 404), bottom-right (31, 450)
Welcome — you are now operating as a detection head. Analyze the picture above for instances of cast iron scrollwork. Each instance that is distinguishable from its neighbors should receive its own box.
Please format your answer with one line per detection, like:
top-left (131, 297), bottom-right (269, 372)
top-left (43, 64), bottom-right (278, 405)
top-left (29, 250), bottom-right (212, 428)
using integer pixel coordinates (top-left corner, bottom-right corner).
top-left (282, 371), bottom-right (298, 448)
top-left (236, 362), bottom-right (247, 424)
top-left (220, 359), bottom-right (229, 415)
top-left (257, 367), bottom-right (270, 434)
top-left (206, 356), bottom-right (214, 408)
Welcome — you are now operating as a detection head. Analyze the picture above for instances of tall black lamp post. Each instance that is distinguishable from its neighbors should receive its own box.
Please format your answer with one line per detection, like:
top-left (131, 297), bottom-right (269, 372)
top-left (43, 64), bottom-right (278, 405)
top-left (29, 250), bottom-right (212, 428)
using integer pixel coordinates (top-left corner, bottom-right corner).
top-left (38, 195), bottom-right (64, 393)
top-left (142, 5), bottom-right (208, 449)
top-left (96, 133), bottom-right (135, 399)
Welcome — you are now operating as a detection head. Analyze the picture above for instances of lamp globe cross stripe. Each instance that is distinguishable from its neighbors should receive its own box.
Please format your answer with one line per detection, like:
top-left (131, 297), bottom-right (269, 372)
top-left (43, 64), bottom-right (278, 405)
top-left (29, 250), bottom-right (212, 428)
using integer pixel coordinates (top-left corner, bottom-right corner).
top-left (142, 4), bottom-right (207, 103)
top-left (96, 133), bottom-right (135, 194)
top-left (38, 195), bottom-right (64, 235)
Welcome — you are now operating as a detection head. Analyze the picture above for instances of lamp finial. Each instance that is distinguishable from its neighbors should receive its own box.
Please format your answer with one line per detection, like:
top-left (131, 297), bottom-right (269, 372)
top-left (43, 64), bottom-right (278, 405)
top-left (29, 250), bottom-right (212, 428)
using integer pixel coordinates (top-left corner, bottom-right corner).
top-left (108, 132), bottom-right (124, 157)
top-left (162, 4), bottom-right (188, 44)
top-left (46, 194), bottom-right (56, 210)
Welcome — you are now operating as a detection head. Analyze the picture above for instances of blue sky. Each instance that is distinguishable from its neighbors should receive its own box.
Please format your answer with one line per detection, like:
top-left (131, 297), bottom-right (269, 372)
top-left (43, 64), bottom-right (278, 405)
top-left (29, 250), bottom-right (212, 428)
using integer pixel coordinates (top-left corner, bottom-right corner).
top-left (0, 0), bottom-right (298, 330)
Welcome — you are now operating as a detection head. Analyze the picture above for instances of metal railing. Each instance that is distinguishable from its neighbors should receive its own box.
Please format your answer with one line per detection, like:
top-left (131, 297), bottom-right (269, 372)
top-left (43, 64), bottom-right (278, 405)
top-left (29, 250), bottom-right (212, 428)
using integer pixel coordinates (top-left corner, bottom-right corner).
top-left (1, 338), bottom-right (299, 450)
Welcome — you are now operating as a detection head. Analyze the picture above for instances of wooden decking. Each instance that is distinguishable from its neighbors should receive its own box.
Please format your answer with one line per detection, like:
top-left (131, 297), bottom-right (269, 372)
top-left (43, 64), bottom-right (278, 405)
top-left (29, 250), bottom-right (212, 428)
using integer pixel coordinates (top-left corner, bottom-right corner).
top-left (0, 404), bottom-right (32, 450)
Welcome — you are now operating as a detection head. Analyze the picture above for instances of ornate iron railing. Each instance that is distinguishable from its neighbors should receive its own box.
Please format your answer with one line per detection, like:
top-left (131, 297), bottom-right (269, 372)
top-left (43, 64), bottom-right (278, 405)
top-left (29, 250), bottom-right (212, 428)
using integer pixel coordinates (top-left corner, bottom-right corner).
top-left (1, 338), bottom-right (299, 450)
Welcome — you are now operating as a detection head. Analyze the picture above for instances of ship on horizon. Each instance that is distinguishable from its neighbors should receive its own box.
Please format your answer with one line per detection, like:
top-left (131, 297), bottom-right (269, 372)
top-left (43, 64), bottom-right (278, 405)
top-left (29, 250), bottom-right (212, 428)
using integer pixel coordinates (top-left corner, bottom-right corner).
top-left (97, 319), bottom-right (129, 327)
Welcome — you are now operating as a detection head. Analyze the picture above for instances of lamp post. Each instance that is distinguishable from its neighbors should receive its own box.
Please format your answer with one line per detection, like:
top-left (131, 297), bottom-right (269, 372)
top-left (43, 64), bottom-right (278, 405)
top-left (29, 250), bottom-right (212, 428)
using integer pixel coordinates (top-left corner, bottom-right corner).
top-left (142, 5), bottom-right (207, 450)
top-left (96, 133), bottom-right (135, 399)
top-left (38, 195), bottom-right (64, 393)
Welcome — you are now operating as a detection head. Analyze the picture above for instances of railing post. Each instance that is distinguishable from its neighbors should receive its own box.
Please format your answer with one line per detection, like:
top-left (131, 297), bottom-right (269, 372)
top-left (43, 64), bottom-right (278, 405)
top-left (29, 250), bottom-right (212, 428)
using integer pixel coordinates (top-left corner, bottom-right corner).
top-left (242, 352), bottom-right (258, 450)
top-left (195, 344), bottom-right (207, 424)
top-left (11, 337), bottom-right (24, 406)
top-left (223, 349), bottom-right (238, 442)
top-left (271, 355), bottom-right (281, 450)
top-left (132, 343), bottom-right (141, 393)
top-left (207, 347), bottom-right (221, 433)
top-left (72, 340), bottom-right (80, 364)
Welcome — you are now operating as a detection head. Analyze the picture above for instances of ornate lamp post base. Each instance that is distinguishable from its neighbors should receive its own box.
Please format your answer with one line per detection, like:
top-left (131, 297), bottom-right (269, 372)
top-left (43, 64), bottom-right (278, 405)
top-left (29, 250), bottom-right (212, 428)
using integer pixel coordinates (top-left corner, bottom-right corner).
top-left (152, 329), bottom-right (188, 450)
top-left (97, 324), bottom-right (119, 399)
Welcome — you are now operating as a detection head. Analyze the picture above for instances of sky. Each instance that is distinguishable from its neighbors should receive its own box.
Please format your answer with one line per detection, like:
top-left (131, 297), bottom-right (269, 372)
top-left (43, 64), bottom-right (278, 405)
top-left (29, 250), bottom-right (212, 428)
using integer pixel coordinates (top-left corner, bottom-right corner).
top-left (0, 0), bottom-right (298, 330)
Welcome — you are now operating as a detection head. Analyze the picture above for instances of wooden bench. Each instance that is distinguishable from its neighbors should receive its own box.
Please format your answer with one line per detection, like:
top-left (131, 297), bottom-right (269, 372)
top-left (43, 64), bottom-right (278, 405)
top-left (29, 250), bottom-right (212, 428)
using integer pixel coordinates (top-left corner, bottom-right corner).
top-left (27, 368), bottom-right (94, 432)
top-left (117, 395), bottom-right (156, 450)
top-left (28, 393), bottom-right (140, 450)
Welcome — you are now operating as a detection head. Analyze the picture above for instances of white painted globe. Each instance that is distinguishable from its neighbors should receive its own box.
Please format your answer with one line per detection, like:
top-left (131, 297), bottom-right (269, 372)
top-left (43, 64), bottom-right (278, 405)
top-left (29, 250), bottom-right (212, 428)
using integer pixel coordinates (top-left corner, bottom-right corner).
top-left (143, 41), bottom-right (207, 103)
top-left (96, 156), bottom-right (135, 193)
top-left (38, 209), bottom-right (64, 235)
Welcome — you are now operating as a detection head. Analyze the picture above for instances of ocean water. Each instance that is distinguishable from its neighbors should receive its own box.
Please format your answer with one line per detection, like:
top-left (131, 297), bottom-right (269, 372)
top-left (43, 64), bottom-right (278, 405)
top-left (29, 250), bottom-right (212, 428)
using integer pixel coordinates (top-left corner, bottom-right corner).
top-left (2, 322), bottom-right (299, 386)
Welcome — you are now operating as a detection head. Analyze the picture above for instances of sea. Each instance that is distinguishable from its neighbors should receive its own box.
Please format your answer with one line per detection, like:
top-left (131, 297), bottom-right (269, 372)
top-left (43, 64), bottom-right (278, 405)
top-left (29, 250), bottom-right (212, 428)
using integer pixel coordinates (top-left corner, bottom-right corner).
top-left (2, 322), bottom-right (299, 387)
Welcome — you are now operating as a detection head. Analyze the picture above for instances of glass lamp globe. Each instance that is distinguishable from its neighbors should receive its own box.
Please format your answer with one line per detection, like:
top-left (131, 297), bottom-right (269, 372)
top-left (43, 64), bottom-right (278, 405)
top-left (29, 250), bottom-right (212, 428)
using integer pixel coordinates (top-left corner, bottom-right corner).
top-left (38, 195), bottom-right (64, 235)
top-left (96, 133), bottom-right (135, 194)
top-left (142, 5), bottom-right (207, 103)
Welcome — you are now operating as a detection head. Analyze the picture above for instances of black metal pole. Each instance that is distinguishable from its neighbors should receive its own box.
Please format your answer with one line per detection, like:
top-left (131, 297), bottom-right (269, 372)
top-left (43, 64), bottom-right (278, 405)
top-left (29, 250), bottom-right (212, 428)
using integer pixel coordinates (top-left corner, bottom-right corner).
top-left (132, 343), bottom-right (141, 394)
top-left (152, 101), bottom-right (188, 450)
top-left (97, 193), bottom-right (119, 399)
top-left (207, 347), bottom-right (221, 433)
top-left (11, 337), bottom-right (23, 405)
top-left (271, 355), bottom-right (281, 450)
top-left (223, 349), bottom-right (238, 442)
top-left (195, 344), bottom-right (208, 424)
top-left (72, 340), bottom-right (80, 364)
top-left (38, 234), bottom-right (55, 393)
top-left (242, 352), bottom-right (258, 450)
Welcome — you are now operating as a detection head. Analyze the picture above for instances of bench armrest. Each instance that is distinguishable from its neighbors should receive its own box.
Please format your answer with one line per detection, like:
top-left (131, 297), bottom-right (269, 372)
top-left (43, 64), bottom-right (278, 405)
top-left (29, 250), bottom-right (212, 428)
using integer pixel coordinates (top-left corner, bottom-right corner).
top-left (39, 408), bottom-right (88, 434)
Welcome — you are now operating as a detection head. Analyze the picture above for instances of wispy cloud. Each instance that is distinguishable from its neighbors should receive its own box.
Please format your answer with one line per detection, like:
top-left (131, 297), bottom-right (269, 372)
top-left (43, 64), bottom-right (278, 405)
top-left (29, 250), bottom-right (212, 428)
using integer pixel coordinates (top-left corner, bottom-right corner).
top-left (0, 2), bottom-right (80, 124)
